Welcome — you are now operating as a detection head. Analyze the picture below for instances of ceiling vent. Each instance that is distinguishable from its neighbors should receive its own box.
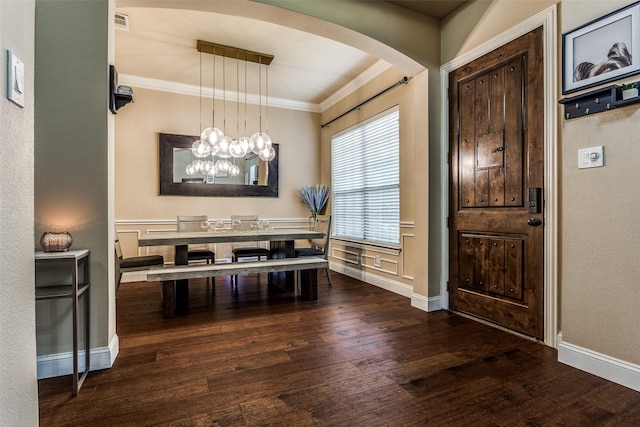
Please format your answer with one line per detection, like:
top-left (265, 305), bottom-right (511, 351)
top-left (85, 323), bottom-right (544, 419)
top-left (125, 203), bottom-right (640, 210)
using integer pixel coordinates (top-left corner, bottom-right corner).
top-left (114, 12), bottom-right (129, 31)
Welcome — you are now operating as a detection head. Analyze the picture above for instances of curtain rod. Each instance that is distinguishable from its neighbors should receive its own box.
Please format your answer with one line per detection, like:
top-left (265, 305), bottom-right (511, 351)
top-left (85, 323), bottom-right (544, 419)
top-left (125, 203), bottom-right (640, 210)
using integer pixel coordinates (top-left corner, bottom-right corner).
top-left (320, 76), bottom-right (409, 129)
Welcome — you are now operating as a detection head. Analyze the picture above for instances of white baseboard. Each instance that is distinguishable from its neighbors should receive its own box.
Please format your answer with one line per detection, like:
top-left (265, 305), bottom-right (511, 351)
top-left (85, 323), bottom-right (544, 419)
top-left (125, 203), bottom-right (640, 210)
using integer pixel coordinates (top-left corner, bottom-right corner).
top-left (329, 261), bottom-right (446, 314)
top-left (37, 334), bottom-right (119, 379)
top-left (330, 261), bottom-right (414, 298)
top-left (411, 293), bottom-right (443, 312)
top-left (557, 334), bottom-right (640, 392)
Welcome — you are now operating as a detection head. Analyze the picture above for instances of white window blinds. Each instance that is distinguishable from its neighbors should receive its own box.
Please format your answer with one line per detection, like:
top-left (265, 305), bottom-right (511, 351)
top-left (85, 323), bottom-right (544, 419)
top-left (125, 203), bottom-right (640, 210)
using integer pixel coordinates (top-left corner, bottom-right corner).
top-left (331, 106), bottom-right (400, 245)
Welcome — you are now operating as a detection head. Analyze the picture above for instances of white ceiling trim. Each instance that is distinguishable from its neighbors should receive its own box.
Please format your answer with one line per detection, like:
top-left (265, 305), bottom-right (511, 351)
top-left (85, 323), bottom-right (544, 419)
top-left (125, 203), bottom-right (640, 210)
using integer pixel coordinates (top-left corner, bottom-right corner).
top-left (119, 59), bottom-right (393, 115)
top-left (319, 60), bottom-right (393, 112)
top-left (118, 74), bottom-right (321, 113)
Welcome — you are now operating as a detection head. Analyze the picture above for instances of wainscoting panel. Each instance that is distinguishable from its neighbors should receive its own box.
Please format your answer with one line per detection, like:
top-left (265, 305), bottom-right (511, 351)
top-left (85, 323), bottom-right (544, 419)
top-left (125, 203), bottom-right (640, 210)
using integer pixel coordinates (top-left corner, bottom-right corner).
top-left (360, 253), bottom-right (399, 276)
top-left (331, 246), bottom-right (360, 265)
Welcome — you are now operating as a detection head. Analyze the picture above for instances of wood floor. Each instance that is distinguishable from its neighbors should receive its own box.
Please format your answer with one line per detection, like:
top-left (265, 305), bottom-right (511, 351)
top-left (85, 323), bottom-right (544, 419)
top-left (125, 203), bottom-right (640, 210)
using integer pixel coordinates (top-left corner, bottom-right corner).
top-left (39, 272), bottom-right (640, 426)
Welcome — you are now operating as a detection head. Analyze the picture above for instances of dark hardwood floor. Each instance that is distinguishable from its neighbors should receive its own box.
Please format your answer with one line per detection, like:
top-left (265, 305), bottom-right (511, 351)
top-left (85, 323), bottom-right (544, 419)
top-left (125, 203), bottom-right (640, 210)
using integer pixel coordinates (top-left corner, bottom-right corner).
top-left (39, 272), bottom-right (640, 426)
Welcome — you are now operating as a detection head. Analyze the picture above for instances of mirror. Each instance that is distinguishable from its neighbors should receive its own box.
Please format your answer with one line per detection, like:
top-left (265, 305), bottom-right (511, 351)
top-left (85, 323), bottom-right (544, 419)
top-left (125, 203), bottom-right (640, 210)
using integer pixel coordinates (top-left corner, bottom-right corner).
top-left (159, 133), bottom-right (279, 197)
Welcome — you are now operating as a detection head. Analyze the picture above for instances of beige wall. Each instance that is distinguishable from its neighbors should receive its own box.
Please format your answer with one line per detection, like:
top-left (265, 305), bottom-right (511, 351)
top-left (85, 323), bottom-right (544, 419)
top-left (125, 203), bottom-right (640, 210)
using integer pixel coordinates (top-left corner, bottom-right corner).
top-left (0, 0), bottom-right (38, 423)
top-left (114, 86), bottom-right (321, 244)
top-left (320, 67), bottom-right (429, 296)
top-left (443, 0), bottom-right (640, 366)
top-left (258, 0), bottom-right (440, 300)
top-left (441, 0), bottom-right (558, 64)
top-left (560, 0), bottom-right (640, 364)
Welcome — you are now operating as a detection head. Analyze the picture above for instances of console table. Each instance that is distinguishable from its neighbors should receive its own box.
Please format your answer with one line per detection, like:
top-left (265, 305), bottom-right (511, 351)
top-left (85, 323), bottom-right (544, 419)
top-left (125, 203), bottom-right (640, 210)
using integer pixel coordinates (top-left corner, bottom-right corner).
top-left (35, 249), bottom-right (90, 396)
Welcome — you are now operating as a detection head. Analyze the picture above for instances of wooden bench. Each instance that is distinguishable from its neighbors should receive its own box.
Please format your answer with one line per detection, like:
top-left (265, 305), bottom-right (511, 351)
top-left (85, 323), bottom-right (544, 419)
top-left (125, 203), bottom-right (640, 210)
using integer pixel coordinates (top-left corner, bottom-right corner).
top-left (146, 257), bottom-right (328, 318)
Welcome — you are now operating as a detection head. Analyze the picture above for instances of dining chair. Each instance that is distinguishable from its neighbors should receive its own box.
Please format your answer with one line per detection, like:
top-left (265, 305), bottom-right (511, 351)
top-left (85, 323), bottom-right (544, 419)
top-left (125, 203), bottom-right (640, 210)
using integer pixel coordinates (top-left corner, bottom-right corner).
top-left (295, 214), bottom-right (332, 286)
top-left (230, 214), bottom-right (270, 288)
top-left (115, 234), bottom-right (164, 293)
top-left (176, 215), bottom-right (216, 265)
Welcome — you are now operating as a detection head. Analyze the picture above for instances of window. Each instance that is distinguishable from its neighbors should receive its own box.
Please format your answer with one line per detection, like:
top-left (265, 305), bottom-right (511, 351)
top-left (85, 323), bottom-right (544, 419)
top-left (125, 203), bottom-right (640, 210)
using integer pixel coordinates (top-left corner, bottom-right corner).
top-left (331, 106), bottom-right (400, 245)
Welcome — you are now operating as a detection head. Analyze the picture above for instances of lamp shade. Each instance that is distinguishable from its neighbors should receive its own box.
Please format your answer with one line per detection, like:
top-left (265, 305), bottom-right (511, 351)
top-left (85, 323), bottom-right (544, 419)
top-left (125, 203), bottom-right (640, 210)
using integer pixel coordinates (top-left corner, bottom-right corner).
top-left (40, 231), bottom-right (73, 252)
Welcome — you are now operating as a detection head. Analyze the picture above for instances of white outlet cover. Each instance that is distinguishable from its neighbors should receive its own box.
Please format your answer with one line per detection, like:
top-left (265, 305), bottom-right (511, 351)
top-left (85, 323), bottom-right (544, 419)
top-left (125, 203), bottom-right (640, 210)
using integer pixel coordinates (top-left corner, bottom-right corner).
top-left (578, 146), bottom-right (604, 169)
top-left (7, 50), bottom-right (25, 108)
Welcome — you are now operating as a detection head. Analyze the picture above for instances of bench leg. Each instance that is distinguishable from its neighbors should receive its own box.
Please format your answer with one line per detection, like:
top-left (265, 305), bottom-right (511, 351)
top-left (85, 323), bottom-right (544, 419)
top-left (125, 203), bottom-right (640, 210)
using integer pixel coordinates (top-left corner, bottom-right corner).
top-left (175, 278), bottom-right (189, 314)
top-left (268, 240), bottom-right (295, 293)
top-left (162, 281), bottom-right (175, 318)
top-left (300, 268), bottom-right (318, 301)
top-left (174, 245), bottom-right (189, 314)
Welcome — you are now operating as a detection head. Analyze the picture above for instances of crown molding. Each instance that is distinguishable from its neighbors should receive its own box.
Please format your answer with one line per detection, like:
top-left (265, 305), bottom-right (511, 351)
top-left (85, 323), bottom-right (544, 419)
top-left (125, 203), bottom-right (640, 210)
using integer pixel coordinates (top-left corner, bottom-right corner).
top-left (319, 59), bottom-right (393, 112)
top-left (119, 58), bottom-right (393, 114)
top-left (118, 74), bottom-right (320, 113)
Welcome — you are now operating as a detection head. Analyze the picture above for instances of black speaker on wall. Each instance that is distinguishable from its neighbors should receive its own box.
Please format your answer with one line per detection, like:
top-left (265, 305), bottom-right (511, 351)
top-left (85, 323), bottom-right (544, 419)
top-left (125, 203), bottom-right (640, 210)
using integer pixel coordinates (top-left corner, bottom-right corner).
top-left (109, 65), bottom-right (134, 114)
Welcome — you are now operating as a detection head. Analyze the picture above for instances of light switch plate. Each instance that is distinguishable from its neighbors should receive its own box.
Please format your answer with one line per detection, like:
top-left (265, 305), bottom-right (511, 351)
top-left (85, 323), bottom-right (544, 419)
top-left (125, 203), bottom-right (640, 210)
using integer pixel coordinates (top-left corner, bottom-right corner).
top-left (578, 146), bottom-right (604, 169)
top-left (7, 50), bottom-right (25, 108)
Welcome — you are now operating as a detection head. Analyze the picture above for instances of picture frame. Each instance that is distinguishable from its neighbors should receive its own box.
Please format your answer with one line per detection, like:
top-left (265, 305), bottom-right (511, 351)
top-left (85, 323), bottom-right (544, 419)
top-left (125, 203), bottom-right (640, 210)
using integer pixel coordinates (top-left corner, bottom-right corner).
top-left (562, 2), bottom-right (640, 94)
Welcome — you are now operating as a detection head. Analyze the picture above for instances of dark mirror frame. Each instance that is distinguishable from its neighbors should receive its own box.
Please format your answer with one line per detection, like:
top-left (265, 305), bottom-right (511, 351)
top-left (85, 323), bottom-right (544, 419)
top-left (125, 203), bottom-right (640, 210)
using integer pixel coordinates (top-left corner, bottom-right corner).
top-left (159, 133), bottom-right (279, 197)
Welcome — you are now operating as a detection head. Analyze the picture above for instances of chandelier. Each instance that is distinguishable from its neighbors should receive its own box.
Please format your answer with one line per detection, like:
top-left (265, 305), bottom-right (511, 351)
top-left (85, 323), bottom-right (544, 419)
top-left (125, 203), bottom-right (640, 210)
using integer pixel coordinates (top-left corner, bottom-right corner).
top-left (186, 40), bottom-right (275, 179)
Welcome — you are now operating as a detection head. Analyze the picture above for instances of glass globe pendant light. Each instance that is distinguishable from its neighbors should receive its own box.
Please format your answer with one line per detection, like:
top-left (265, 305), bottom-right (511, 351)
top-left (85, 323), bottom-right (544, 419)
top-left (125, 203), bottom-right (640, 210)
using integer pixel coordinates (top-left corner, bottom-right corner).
top-left (229, 163), bottom-right (240, 176)
top-left (238, 59), bottom-right (252, 154)
top-left (229, 53), bottom-right (249, 160)
top-left (191, 139), bottom-right (210, 158)
top-left (258, 145), bottom-right (276, 162)
top-left (194, 39), bottom-right (276, 178)
top-left (250, 57), bottom-right (272, 154)
top-left (212, 55), bottom-right (234, 160)
top-left (202, 48), bottom-right (224, 148)
top-left (185, 161), bottom-right (198, 176)
top-left (188, 51), bottom-right (213, 178)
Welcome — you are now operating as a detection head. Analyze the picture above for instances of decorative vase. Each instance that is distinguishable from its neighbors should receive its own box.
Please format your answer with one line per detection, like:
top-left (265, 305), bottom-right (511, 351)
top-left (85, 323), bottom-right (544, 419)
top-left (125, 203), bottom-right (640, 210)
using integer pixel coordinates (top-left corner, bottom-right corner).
top-left (40, 231), bottom-right (73, 252)
top-left (309, 213), bottom-right (317, 230)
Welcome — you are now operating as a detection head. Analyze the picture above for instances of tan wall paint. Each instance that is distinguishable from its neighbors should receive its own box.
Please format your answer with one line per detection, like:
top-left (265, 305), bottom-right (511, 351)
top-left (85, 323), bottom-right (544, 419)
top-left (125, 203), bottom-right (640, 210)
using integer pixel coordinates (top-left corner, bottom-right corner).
top-left (560, 0), bottom-right (640, 364)
top-left (115, 87), bottom-right (320, 222)
top-left (443, 0), bottom-right (640, 365)
top-left (441, 0), bottom-right (559, 64)
top-left (320, 67), bottom-right (429, 294)
top-left (268, 0), bottom-right (440, 298)
top-left (0, 0), bottom-right (39, 423)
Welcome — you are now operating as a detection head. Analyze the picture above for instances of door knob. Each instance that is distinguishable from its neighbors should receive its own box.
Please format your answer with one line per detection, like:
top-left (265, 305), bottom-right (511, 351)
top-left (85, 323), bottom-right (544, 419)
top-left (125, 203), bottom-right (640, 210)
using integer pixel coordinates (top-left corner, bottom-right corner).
top-left (527, 218), bottom-right (542, 227)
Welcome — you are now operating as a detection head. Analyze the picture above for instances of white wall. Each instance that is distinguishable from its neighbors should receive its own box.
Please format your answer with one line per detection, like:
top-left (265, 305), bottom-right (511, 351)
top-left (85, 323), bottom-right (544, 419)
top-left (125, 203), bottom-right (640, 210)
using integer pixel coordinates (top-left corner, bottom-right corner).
top-left (0, 0), bottom-right (38, 424)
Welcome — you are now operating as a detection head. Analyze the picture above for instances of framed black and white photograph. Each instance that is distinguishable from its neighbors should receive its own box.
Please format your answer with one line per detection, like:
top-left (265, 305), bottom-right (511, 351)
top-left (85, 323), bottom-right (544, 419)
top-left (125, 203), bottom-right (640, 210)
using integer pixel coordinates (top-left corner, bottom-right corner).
top-left (563, 2), bottom-right (640, 94)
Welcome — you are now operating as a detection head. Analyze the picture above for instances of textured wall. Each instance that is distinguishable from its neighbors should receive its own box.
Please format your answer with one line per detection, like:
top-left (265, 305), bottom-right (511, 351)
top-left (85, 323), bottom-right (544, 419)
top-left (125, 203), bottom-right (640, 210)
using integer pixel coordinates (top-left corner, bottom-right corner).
top-left (0, 0), bottom-right (38, 424)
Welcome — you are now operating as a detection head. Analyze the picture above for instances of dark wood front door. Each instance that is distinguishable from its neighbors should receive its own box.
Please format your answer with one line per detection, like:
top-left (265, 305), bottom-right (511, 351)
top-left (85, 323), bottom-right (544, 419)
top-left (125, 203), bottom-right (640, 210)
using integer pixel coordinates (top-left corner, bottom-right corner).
top-left (448, 27), bottom-right (544, 339)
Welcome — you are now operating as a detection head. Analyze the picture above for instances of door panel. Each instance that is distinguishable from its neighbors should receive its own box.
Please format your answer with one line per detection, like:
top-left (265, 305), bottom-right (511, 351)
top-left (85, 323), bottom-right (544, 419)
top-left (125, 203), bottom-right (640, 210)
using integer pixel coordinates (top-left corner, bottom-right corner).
top-left (449, 28), bottom-right (544, 339)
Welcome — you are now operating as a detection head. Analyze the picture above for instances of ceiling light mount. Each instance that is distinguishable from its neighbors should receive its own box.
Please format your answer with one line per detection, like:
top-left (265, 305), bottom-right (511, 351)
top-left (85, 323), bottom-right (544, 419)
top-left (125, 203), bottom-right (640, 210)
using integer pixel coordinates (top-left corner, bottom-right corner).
top-left (196, 40), bottom-right (273, 66)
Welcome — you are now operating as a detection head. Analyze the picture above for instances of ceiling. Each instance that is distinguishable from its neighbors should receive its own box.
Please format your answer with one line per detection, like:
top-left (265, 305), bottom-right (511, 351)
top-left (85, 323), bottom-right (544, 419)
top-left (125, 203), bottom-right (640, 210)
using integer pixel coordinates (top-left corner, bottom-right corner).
top-left (115, 2), bottom-right (468, 111)
top-left (387, 0), bottom-right (468, 19)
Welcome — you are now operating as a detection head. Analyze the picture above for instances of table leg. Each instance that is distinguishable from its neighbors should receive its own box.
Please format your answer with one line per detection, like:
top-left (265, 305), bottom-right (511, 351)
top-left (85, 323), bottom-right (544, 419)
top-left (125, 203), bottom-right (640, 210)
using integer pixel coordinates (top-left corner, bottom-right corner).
top-left (300, 268), bottom-right (318, 301)
top-left (174, 245), bottom-right (189, 314)
top-left (268, 240), bottom-right (295, 292)
top-left (162, 281), bottom-right (175, 318)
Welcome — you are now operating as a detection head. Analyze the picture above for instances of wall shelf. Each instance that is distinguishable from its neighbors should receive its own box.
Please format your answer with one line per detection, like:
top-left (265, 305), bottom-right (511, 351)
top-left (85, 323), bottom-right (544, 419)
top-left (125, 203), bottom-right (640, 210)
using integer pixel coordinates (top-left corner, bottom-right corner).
top-left (560, 84), bottom-right (640, 120)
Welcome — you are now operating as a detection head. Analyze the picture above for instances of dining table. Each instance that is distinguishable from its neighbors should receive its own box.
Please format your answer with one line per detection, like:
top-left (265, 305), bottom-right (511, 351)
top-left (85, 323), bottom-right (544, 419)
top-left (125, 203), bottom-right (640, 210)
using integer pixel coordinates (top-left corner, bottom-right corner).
top-left (138, 227), bottom-right (325, 314)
